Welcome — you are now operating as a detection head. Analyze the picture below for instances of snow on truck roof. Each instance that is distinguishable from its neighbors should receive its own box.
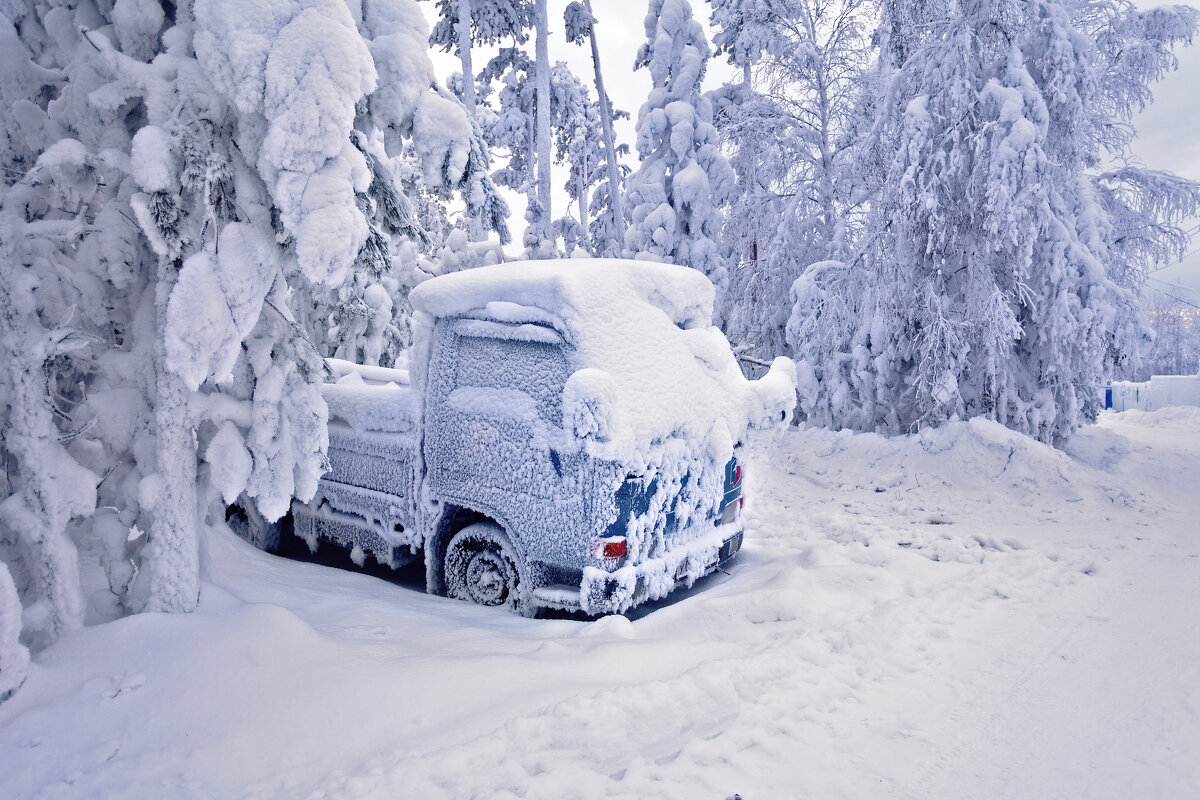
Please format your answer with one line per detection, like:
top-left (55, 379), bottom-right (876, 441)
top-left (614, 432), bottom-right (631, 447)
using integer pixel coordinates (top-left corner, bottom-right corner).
top-left (410, 259), bottom-right (797, 460)
top-left (409, 259), bottom-right (715, 333)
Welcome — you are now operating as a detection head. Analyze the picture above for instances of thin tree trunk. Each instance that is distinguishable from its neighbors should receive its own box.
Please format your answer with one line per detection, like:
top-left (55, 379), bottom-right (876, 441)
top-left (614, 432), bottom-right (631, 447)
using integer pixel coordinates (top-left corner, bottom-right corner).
top-left (801, 7), bottom-right (843, 260)
top-left (534, 0), bottom-right (553, 255)
top-left (584, 0), bottom-right (626, 249)
top-left (576, 162), bottom-right (588, 233)
top-left (456, 0), bottom-right (484, 241)
top-left (456, 0), bottom-right (475, 114)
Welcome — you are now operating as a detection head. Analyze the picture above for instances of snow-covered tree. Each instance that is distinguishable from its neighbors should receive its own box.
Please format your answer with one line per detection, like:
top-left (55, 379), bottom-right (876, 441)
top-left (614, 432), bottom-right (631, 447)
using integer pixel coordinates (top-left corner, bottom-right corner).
top-left (0, 222), bottom-right (94, 646)
top-left (1134, 293), bottom-right (1200, 379)
top-left (789, 0), bottom-right (1199, 443)
top-left (482, 47), bottom-right (544, 245)
top-left (711, 0), bottom-right (875, 365)
top-left (1, 0), bottom-right (482, 645)
top-left (427, 0), bottom-right (523, 242)
top-left (0, 562), bottom-right (27, 702)
top-left (564, 1), bottom-right (629, 253)
top-left (627, 0), bottom-right (736, 315)
top-left (709, 0), bottom-right (777, 82)
top-left (530, 0), bottom-right (555, 257)
top-left (549, 61), bottom-right (629, 256)
top-left (0, 9), bottom-right (132, 628)
top-left (429, 0), bottom-right (533, 113)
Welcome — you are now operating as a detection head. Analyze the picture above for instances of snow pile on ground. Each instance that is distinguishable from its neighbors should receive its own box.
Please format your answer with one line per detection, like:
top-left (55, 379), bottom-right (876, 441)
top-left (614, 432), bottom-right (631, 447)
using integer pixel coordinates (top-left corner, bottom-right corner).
top-left (1, 409), bottom-right (1197, 798)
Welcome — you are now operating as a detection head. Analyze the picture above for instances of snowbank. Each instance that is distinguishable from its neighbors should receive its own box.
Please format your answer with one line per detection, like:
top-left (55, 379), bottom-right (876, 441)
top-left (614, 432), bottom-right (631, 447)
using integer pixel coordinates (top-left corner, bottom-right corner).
top-left (409, 259), bottom-right (796, 462)
top-left (4, 410), bottom-right (1197, 797)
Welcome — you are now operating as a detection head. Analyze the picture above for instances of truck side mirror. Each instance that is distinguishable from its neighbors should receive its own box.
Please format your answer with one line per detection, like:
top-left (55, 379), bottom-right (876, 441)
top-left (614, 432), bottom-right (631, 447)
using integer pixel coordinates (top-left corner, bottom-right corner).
top-left (564, 368), bottom-right (617, 442)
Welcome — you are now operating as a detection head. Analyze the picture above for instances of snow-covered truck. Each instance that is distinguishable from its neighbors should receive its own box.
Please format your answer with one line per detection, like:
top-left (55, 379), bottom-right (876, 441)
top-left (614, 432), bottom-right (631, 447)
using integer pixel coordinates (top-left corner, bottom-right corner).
top-left (283, 259), bottom-right (796, 615)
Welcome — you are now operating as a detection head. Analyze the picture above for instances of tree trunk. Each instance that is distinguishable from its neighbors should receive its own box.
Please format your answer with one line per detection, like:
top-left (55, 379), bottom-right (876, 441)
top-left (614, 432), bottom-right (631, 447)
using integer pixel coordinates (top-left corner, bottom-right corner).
top-left (456, 0), bottom-right (475, 114)
top-left (534, 0), bottom-right (553, 256)
top-left (584, 0), bottom-right (626, 249)
top-left (137, 257), bottom-right (200, 613)
top-left (576, 159), bottom-right (589, 233)
top-left (456, 0), bottom-right (484, 242)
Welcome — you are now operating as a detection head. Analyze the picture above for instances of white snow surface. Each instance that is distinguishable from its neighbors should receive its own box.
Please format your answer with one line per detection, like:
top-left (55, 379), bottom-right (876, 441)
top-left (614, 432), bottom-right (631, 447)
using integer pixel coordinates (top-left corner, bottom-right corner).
top-left (2, 409), bottom-right (1198, 797)
top-left (410, 258), bottom-right (796, 461)
top-left (322, 358), bottom-right (418, 433)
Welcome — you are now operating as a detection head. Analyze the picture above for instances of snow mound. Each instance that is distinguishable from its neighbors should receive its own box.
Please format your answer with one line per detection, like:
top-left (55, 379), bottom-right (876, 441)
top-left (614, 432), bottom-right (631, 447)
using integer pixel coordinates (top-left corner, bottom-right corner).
top-left (410, 259), bottom-right (796, 461)
top-left (793, 416), bottom-right (1087, 503)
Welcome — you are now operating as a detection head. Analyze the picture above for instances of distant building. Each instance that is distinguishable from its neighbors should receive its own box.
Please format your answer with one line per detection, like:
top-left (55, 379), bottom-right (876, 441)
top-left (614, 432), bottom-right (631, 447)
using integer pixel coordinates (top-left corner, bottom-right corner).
top-left (1106, 374), bottom-right (1200, 411)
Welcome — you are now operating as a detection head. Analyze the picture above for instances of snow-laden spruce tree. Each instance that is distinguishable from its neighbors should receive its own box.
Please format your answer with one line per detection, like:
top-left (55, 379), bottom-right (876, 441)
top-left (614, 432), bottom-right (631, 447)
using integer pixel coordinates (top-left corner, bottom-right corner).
top-left (0, 562), bottom-right (27, 702)
top-left (788, 0), bottom-right (1199, 443)
top-left (1, 7), bottom-right (131, 634)
top-left (627, 0), bottom-right (737, 316)
top-left (564, 1), bottom-right (629, 254)
top-left (482, 47), bottom-right (543, 245)
top-left (427, 0), bottom-right (522, 243)
top-left (0, 0), bottom-right (481, 658)
top-left (0, 227), bottom-right (94, 646)
top-left (708, 0), bottom-right (774, 84)
top-left (549, 62), bottom-right (628, 256)
top-left (711, 0), bottom-right (875, 366)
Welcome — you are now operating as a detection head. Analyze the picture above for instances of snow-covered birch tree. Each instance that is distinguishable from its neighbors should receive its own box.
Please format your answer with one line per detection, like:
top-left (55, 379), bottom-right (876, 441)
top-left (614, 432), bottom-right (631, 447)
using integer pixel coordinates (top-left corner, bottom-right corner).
top-left (710, 0), bottom-right (875, 365)
top-left (788, 0), bottom-right (1199, 442)
top-left (528, 0), bottom-right (555, 256)
top-left (627, 0), bottom-right (736, 316)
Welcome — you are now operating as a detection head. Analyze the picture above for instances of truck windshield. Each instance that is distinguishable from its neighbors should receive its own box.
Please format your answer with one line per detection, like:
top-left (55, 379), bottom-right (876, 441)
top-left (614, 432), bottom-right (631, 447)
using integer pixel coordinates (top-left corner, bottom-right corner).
top-left (453, 336), bottom-right (570, 426)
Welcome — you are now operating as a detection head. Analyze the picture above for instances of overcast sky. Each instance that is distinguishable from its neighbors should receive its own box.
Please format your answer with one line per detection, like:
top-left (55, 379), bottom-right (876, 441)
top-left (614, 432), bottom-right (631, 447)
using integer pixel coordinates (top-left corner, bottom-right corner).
top-left (422, 0), bottom-right (1200, 301)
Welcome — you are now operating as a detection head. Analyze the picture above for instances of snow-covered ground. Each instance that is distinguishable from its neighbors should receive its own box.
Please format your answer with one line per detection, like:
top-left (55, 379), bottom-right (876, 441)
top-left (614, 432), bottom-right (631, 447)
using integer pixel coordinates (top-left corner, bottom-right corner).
top-left (2, 409), bottom-right (1198, 799)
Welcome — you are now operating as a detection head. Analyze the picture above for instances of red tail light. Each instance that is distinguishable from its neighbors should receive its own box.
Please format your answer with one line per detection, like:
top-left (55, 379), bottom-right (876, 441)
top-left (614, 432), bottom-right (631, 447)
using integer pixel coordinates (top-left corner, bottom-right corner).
top-left (593, 538), bottom-right (627, 559)
top-left (739, 496), bottom-right (744, 509)
top-left (733, 464), bottom-right (742, 485)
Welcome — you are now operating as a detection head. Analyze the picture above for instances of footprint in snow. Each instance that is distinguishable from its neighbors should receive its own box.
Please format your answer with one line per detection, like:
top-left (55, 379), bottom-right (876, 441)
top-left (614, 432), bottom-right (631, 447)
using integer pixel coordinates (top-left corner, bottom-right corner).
top-left (83, 672), bottom-right (146, 700)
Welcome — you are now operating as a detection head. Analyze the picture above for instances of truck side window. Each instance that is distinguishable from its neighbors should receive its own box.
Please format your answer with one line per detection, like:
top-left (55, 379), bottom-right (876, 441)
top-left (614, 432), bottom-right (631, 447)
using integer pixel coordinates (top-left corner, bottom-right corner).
top-left (453, 336), bottom-right (570, 425)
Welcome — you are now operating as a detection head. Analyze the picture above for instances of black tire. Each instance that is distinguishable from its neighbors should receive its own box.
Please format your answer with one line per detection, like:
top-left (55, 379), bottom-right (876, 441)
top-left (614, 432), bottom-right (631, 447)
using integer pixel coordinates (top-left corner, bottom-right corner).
top-left (444, 522), bottom-right (531, 615)
top-left (226, 495), bottom-right (284, 553)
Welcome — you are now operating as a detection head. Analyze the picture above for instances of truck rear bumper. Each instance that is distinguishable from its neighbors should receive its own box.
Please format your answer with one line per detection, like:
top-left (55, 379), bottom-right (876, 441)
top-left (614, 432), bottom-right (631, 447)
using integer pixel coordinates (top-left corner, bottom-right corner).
top-left (535, 522), bottom-right (744, 616)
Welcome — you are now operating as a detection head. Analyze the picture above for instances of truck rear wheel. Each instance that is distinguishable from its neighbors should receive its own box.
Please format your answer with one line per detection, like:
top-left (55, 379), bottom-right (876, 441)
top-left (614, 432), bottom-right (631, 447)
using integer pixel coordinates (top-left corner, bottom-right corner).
top-left (444, 522), bottom-right (529, 614)
top-left (226, 495), bottom-right (284, 553)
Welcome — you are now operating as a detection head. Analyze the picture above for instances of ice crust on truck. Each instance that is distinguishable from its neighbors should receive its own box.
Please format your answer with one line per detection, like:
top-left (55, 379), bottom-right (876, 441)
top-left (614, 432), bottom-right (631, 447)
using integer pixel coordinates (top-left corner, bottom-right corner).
top-left (286, 259), bottom-right (796, 615)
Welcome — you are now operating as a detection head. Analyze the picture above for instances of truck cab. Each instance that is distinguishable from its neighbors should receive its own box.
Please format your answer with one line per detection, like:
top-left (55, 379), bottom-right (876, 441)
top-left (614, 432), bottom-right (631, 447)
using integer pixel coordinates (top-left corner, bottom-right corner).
top-left (289, 259), bottom-right (796, 615)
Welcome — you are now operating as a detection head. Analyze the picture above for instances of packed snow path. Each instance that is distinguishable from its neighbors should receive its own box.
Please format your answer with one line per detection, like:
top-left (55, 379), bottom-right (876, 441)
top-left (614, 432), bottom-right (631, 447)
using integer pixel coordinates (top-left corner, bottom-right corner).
top-left (2, 410), bottom-right (1197, 798)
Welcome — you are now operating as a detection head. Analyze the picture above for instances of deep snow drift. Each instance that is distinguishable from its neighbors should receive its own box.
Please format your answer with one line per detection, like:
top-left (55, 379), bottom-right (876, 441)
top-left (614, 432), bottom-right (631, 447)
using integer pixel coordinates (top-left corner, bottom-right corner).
top-left (1, 409), bottom-right (1197, 798)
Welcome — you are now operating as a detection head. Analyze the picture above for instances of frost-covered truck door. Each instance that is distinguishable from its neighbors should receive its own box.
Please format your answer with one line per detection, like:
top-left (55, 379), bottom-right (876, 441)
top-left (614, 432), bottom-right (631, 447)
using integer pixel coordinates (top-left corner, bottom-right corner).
top-left (424, 318), bottom-right (591, 563)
